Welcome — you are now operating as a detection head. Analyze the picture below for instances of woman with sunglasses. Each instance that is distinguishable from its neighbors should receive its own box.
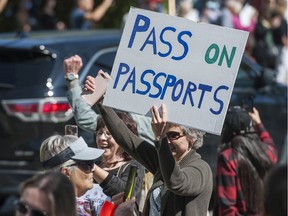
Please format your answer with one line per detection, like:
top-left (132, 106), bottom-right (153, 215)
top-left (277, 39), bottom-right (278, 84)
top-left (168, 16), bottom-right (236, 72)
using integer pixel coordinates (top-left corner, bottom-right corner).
top-left (40, 135), bottom-right (108, 216)
top-left (94, 102), bottom-right (213, 216)
top-left (15, 171), bottom-right (76, 216)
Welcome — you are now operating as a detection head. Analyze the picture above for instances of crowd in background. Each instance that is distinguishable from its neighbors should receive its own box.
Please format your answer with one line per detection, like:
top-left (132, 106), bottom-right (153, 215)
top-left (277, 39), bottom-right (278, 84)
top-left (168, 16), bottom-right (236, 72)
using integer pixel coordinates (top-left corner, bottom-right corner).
top-left (0, 1), bottom-right (286, 216)
top-left (177, 0), bottom-right (287, 85)
top-left (0, 0), bottom-right (286, 84)
top-left (11, 54), bottom-right (286, 216)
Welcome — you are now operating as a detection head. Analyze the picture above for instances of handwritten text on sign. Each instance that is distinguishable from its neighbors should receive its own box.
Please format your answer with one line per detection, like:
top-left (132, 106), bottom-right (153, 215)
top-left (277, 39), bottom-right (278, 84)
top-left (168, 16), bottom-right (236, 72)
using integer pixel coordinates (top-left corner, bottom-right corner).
top-left (103, 8), bottom-right (249, 135)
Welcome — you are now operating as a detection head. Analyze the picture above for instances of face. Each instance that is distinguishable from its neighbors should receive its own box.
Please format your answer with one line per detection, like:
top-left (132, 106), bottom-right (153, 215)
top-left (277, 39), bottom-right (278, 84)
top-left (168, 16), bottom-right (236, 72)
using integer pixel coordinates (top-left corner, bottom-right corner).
top-left (165, 126), bottom-right (192, 161)
top-left (16, 187), bottom-right (50, 216)
top-left (95, 127), bottom-right (122, 161)
top-left (66, 161), bottom-right (95, 197)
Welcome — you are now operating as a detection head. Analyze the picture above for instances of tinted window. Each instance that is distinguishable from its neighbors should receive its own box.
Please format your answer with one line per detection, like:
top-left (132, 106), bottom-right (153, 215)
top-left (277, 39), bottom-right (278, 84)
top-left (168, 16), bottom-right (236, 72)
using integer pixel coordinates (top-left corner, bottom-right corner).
top-left (0, 50), bottom-right (54, 89)
top-left (87, 49), bottom-right (117, 77)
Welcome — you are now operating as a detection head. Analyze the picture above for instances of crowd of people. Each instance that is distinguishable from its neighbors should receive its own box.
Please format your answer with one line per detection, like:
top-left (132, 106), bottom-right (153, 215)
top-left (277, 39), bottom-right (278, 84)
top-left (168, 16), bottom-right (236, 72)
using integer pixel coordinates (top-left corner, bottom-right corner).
top-left (12, 52), bottom-right (286, 216)
top-left (5, 0), bottom-right (286, 215)
top-left (177, 0), bottom-right (287, 84)
top-left (2, 1), bottom-right (285, 97)
top-left (0, 0), bottom-right (286, 84)
top-left (0, 0), bottom-right (164, 31)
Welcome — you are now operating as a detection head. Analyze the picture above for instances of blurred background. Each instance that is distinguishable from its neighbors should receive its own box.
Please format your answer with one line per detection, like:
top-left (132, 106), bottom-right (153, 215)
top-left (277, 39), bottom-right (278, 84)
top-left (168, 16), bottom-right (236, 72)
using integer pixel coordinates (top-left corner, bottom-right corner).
top-left (0, 0), bottom-right (286, 215)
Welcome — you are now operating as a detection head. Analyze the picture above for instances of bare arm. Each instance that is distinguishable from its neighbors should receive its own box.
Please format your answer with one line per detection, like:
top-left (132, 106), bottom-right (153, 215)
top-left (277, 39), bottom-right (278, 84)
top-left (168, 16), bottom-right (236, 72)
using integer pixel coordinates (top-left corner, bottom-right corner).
top-left (0, 0), bottom-right (8, 13)
top-left (85, 0), bottom-right (113, 22)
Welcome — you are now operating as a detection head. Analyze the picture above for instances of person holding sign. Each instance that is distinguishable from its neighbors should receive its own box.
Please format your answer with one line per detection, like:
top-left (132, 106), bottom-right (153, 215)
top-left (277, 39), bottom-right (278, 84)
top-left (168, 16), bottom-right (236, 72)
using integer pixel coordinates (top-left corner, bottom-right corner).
top-left (64, 55), bottom-right (151, 215)
top-left (87, 75), bottom-right (213, 216)
top-left (95, 103), bottom-right (213, 216)
top-left (64, 55), bottom-right (154, 145)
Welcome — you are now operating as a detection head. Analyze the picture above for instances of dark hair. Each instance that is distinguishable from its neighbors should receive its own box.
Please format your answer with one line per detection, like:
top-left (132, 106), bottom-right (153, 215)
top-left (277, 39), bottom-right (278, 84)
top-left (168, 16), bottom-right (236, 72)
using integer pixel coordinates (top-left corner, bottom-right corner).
top-left (218, 106), bottom-right (277, 213)
top-left (19, 171), bottom-right (76, 216)
top-left (219, 132), bottom-right (275, 213)
top-left (96, 111), bottom-right (138, 161)
top-left (221, 106), bottom-right (252, 143)
top-left (264, 164), bottom-right (287, 216)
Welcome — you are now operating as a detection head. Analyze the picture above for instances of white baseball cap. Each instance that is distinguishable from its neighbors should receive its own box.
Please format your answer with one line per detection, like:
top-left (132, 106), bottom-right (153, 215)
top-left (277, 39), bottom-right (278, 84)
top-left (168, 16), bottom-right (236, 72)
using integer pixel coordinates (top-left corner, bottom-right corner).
top-left (42, 137), bottom-right (104, 169)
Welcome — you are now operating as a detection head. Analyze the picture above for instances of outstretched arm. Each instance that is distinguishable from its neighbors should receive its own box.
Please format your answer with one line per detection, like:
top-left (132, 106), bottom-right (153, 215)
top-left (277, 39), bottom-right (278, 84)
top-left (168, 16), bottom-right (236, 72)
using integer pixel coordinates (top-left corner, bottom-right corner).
top-left (64, 55), bottom-right (99, 133)
top-left (151, 104), bottom-right (212, 196)
top-left (249, 107), bottom-right (278, 163)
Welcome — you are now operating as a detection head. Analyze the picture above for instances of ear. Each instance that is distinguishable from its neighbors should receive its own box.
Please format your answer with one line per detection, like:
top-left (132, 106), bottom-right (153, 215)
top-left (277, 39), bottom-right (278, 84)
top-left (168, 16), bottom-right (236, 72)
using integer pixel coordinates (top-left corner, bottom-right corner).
top-left (186, 135), bottom-right (194, 146)
top-left (60, 167), bottom-right (71, 178)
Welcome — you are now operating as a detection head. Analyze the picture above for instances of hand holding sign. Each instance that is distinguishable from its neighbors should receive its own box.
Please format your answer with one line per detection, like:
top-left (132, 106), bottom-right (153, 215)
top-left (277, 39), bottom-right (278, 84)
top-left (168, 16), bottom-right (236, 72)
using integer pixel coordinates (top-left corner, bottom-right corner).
top-left (81, 70), bottom-right (110, 106)
top-left (151, 104), bottom-right (167, 141)
top-left (103, 8), bottom-right (249, 135)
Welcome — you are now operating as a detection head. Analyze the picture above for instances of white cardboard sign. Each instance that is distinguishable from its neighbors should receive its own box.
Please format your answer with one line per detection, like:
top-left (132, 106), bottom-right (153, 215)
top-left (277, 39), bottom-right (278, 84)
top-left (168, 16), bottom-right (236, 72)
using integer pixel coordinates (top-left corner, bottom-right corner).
top-left (103, 7), bottom-right (249, 135)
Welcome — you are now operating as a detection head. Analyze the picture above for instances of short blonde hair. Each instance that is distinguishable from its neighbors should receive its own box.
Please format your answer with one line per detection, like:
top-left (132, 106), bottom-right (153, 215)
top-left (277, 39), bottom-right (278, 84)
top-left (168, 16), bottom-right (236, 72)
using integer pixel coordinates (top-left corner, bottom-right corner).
top-left (39, 135), bottom-right (78, 170)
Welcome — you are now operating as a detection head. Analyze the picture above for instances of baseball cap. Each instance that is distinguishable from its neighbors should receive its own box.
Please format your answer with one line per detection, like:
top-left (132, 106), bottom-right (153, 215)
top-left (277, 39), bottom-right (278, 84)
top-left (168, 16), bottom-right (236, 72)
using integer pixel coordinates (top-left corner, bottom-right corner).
top-left (224, 106), bottom-right (252, 134)
top-left (42, 137), bottom-right (104, 169)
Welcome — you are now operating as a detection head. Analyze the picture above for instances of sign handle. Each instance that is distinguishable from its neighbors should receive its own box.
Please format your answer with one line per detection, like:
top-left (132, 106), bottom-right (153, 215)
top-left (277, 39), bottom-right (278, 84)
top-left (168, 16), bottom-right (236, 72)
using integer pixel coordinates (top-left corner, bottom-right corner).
top-left (168, 0), bottom-right (176, 16)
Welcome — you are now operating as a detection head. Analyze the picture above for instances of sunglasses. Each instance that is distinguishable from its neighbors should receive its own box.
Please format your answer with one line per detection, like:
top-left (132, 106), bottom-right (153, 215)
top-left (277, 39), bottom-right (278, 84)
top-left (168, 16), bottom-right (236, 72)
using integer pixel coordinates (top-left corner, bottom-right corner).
top-left (15, 200), bottom-right (48, 216)
top-left (166, 131), bottom-right (186, 140)
top-left (69, 161), bottom-right (95, 172)
top-left (95, 130), bottom-right (112, 138)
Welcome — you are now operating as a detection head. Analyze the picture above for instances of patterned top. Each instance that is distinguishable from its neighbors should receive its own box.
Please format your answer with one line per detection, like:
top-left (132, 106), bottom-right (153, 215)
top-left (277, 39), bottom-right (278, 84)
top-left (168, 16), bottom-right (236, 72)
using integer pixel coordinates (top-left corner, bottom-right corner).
top-left (76, 184), bottom-right (110, 216)
top-left (215, 123), bottom-right (278, 216)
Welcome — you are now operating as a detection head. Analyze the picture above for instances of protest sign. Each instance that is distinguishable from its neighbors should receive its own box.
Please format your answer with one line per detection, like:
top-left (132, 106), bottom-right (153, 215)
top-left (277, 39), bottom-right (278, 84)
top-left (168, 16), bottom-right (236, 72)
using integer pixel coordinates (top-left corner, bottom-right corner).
top-left (103, 7), bottom-right (249, 135)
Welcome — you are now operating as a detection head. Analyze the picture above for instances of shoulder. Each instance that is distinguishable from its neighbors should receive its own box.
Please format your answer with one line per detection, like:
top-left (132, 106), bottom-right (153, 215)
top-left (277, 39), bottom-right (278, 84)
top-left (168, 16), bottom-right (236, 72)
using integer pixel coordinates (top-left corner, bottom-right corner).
top-left (126, 160), bottom-right (145, 172)
top-left (192, 158), bottom-right (213, 174)
top-left (184, 151), bottom-right (212, 174)
top-left (219, 147), bottom-right (234, 161)
top-left (217, 148), bottom-right (238, 171)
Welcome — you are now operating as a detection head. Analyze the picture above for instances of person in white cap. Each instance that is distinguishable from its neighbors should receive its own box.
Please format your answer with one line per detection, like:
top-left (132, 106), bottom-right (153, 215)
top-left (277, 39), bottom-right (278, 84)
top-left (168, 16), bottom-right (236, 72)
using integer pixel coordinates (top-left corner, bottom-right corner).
top-left (40, 135), bottom-right (107, 216)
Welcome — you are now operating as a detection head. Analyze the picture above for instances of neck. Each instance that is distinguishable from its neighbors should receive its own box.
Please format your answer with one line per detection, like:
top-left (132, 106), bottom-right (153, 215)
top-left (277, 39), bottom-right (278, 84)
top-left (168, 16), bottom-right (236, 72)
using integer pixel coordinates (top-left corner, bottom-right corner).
top-left (75, 187), bottom-right (86, 198)
top-left (176, 148), bottom-right (191, 163)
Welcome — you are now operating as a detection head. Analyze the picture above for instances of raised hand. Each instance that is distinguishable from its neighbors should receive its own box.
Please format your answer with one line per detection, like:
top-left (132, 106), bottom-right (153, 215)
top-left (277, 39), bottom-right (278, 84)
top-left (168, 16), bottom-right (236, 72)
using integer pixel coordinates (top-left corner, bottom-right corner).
top-left (63, 55), bottom-right (83, 74)
top-left (151, 104), bottom-right (167, 141)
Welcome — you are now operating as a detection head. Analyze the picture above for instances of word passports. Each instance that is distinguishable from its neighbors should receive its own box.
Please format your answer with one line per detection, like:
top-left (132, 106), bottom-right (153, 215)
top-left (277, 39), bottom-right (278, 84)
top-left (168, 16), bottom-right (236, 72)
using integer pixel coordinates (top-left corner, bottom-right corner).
top-left (103, 7), bottom-right (249, 135)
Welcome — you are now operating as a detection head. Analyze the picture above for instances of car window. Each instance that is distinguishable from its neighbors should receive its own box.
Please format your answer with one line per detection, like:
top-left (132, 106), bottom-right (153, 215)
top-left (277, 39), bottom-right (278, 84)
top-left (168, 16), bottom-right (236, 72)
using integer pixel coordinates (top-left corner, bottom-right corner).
top-left (83, 47), bottom-right (117, 79)
top-left (94, 51), bottom-right (117, 74)
top-left (0, 49), bottom-right (54, 89)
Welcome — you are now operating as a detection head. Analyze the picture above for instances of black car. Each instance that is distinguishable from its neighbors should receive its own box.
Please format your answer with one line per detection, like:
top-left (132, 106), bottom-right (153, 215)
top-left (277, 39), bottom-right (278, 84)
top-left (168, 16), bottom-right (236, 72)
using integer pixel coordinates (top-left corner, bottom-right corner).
top-left (0, 30), bottom-right (287, 214)
top-left (0, 30), bottom-right (121, 215)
